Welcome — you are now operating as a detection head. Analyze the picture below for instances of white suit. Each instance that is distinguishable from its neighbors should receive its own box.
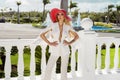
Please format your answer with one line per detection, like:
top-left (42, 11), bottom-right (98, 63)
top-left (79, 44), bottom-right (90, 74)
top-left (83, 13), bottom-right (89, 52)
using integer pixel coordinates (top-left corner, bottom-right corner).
top-left (41, 22), bottom-right (74, 80)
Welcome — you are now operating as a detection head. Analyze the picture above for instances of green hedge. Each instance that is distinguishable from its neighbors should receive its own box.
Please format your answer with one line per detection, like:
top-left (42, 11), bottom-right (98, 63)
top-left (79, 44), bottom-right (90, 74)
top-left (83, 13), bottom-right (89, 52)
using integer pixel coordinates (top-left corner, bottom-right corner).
top-left (94, 22), bottom-right (113, 28)
top-left (32, 23), bottom-right (46, 29)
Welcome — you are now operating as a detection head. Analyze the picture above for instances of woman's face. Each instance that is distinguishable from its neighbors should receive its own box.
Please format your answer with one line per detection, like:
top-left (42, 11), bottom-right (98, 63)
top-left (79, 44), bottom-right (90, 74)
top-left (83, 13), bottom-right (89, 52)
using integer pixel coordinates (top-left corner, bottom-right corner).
top-left (57, 12), bottom-right (65, 22)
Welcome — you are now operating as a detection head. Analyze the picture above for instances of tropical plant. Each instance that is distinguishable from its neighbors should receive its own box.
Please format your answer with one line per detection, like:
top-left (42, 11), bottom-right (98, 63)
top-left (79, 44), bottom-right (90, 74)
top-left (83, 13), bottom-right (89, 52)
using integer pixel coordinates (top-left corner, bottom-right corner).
top-left (72, 9), bottom-right (79, 18)
top-left (69, 0), bottom-right (77, 14)
top-left (0, 9), bottom-right (4, 18)
top-left (116, 5), bottom-right (120, 25)
top-left (0, 7), bottom-right (7, 20)
top-left (9, 8), bottom-right (14, 22)
top-left (42, 0), bottom-right (50, 22)
top-left (106, 4), bottom-right (114, 23)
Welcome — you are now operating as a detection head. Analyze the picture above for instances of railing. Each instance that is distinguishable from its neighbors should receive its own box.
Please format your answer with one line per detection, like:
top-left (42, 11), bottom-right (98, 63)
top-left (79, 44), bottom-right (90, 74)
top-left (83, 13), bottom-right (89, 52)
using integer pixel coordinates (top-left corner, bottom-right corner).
top-left (96, 37), bottom-right (120, 73)
top-left (0, 31), bottom-right (120, 80)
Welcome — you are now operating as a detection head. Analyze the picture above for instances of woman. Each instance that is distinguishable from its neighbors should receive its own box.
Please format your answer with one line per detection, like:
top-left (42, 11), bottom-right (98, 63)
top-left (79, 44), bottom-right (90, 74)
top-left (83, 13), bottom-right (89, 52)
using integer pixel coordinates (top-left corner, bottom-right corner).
top-left (40, 8), bottom-right (79, 80)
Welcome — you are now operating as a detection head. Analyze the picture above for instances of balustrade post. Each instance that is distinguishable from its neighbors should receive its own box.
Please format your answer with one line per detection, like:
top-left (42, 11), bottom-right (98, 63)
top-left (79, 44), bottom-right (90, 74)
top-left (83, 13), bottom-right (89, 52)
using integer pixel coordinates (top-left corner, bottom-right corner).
top-left (41, 44), bottom-right (47, 79)
top-left (76, 31), bottom-right (85, 76)
top-left (4, 46), bottom-right (11, 80)
top-left (96, 43), bottom-right (102, 74)
top-left (113, 43), bottom-right (119, 72)
top-left (76, 18), bottom-right (97, 80)
top-left (30, 44), bottom-right (36, 80)
top-left (104, 42), bottom-right (111, 73)
top-left (17, 45), bottom-right (24, 80)
top-left (78, 30), bottom-right (97, 80)
top-left (71, 46), bottom-right (77, 77)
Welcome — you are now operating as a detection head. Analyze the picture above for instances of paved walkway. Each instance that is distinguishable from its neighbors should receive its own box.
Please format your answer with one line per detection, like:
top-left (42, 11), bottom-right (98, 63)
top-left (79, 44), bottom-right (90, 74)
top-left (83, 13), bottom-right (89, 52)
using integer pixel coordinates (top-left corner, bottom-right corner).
top-left (97, 24), bottom-right (120, 38)
top-left (0, 23), bottom-right (41, 39)
top-left (0, 23), bottom-right (120, 39)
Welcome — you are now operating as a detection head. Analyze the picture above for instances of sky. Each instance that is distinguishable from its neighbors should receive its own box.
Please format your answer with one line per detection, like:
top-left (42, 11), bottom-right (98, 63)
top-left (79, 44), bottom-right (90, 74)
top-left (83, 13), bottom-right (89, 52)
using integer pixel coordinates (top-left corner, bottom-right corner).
top-left (0, 0), bottom-right (120, 12)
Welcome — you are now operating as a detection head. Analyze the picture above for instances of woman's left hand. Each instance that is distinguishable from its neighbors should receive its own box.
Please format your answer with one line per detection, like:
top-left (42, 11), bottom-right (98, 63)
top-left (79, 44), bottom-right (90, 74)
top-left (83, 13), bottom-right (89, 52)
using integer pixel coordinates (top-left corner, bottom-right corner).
top-left (63, 40), bottom-right (71, 46)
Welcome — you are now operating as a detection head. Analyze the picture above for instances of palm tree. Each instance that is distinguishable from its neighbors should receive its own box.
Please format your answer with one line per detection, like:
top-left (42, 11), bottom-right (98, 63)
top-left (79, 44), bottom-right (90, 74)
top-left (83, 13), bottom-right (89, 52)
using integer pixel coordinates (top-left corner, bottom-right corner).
top-left (0, 7), bottom-right (7, 19)
top-left (0, 8), bottom-right (7, 22)
top-left (106, 4), bottom-right (114, 23)
top-left (116, 5), bottom-right (120, 25)
top-left (0, 9), bottom-right (4, 18)
top-left (108, 4), bottom-right (114, 12)
top-left (60, 0), bottom-right (68, 13)
top-left (9, 8), bottom-right (13, 22)
top-left (16, 1), bottom-right (21, 24)
top-left (69, 0), bottom-right (77, 15)
top-left (42, 0), bottom-right (50, 22)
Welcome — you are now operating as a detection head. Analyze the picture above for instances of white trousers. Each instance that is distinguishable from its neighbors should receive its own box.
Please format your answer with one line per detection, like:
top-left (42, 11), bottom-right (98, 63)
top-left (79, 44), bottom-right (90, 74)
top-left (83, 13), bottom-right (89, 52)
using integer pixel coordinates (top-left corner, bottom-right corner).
top-left (42, 44), bottom-right (70, 80)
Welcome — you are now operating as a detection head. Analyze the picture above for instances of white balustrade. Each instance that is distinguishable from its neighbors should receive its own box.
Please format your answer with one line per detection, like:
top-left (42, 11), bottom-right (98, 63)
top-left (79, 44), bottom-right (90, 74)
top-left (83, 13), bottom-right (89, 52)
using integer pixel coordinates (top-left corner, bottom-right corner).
top-left (71, 47), bottom-right (76, 77)
top-left (104, 42), bottom-right (111, 73)
top-left (96, 43), bottom-right (102, 74)
top-left (77, 31), bottom-right (85, 77)
top-left (113, 43), bottom-right (119, 71)
top-left (81, 31), bottom-right (96, 80)
top-left (0, 35), bottom-right (120, 80)
top-left (30, 44), bottom-right (36, 80)
top-left (4, 46), bottom-right (11, 80)
top-left (17, 45), bottom-right (24, 80)
top-left (40, 44), bottom-right (47, 80)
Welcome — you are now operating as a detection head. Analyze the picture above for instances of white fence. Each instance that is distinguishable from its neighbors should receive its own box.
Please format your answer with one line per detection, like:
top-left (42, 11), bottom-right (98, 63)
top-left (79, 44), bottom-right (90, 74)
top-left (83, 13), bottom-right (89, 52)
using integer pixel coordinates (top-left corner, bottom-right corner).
top-left (0, 31), bottom-right (120, 80)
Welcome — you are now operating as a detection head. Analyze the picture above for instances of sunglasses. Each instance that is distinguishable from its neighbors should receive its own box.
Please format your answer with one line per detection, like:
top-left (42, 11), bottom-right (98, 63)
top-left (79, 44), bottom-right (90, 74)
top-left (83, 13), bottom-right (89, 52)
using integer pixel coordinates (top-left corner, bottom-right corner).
top-left (57, 13), bottom-right (64, 16)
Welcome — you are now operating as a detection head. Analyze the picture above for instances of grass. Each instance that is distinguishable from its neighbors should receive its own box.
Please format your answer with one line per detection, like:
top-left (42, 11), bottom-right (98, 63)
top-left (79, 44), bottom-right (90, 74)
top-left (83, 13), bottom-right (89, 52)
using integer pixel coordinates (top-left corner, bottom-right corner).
top-left (0, 48), bottom-right (120, 77)
top-left (100, 48), bottom-right (120, 69)
top-left (95, 29), bottom-right (120, 33)
top-left (11, 53), bottom-right (30, 69)
top-left (0, 53), bottom-right (31, 77)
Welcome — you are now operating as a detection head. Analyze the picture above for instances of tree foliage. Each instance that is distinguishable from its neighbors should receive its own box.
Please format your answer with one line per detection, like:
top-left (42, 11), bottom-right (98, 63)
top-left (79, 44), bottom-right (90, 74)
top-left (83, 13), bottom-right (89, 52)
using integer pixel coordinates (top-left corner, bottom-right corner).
top-left (69, 0), bottom-right (77, 13)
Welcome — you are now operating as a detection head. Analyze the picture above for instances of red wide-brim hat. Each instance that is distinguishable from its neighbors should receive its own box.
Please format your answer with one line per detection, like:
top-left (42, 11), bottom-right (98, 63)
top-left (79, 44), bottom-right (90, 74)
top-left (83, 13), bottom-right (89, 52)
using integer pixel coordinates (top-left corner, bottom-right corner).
top-left (50, 8), bottom-right (71, 23)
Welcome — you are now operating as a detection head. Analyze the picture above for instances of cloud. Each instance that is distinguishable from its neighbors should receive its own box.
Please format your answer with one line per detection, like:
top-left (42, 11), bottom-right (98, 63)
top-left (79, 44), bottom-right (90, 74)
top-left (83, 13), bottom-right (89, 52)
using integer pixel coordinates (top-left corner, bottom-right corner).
top-left (69, 0), bottom-right (119, 12)
top-left (5, 0), bottom-right (30, 5)
top-left (46, 1), bottom-right (60, 11)
top-left (3, 0), bottom-right (41, 12)
top-left (116, 1), bottom-right (120, 5)
top-left (0, 0), bottom-right (120, 12)
top-left (3, 0), bottom-right (30, 11)
top-left (76, 2), bottom-right (114, 12)
top-left (74, 0), bottom-right (119, 3)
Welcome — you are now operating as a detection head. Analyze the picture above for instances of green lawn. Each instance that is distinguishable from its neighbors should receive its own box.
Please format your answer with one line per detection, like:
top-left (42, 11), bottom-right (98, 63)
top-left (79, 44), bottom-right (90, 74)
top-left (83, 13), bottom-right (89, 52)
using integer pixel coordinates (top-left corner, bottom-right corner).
top-left (0, 48), bottom-right (120, 77)
top-left (8, 48), bottom-right (120, 70)
top-left (10, 53), bottom-right (31, 76)
top-left (100, 48), bottom-right (120, 69)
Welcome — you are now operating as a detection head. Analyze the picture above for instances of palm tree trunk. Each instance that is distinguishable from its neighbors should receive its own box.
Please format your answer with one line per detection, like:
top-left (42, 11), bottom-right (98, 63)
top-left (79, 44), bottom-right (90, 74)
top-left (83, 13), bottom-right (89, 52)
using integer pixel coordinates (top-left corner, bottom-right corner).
top-left (42, 5), bottom-right (45, 22)
top-left (116, 11), bottom-right (119, 26)
top-left (60, 0), bottom-right (68, 13)
top-left (17, 6), bottom-right (20, 24)
top-left (2, 11), bottom-right (4, 19)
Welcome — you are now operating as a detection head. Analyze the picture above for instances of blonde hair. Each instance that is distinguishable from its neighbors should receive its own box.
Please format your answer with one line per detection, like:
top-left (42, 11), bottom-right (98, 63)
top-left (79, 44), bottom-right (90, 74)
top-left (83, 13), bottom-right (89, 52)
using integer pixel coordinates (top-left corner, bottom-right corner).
top-left (56, 16), bottom-right (71, 26)
top-left (64, 18), bottom-right (71, 26)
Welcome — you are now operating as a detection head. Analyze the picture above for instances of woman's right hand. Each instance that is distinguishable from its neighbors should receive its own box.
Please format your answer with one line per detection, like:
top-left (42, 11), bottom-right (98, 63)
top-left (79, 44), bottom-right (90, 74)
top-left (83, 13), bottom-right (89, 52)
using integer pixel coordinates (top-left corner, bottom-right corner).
top-left (49, 41), bottom-right (58, 46)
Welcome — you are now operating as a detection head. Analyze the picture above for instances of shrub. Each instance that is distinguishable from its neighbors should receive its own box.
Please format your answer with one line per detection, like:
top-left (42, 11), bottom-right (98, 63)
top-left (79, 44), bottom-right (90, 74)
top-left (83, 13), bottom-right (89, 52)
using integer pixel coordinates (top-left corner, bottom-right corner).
top-left (21, 18), bottom-right (31, 23)
top-left (35, 45), bottom-right (43, 74)
top-left (0, 46), bottom-right (6, 54)
top-left (24, 46), bottom-right (31, 54)
top-left (32, 23), bottom-right (46, 29)
top-left (94, 22), bottom-right (112, 28)
top-left (11, 46), bottom-right (18, 55)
